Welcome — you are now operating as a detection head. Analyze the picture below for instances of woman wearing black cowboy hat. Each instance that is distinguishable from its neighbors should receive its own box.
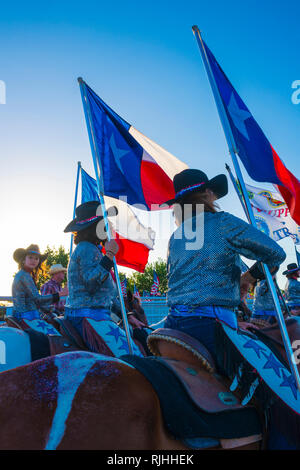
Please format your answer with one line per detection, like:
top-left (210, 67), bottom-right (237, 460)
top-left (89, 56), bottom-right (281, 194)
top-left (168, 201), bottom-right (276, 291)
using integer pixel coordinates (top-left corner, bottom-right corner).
top-left (163, 169), bottom-right (286, 362)
top-left (283, 263), bottom-right (300, 315)
top-left (11, 244), bottom-right (68, 330)
top-left (64, 201), bottom-right (142, 356)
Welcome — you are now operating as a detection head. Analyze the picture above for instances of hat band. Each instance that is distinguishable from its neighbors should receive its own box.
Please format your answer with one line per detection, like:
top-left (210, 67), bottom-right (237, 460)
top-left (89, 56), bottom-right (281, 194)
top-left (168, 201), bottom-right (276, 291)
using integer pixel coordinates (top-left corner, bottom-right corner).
top-left (28, 251), bottom-right (41, 255)
top-left (77, 215), bottom-right (100, 225)
top-left (175, 182), bottom-right (205, 200)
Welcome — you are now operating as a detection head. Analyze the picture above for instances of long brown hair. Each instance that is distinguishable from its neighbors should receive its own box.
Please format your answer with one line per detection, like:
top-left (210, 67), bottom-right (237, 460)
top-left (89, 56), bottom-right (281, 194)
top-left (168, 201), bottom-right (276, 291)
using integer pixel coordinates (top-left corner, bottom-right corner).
top-left (18, 258), bottom-right (47, 284)
top-left (74, 221), bottom-right (107, 246)
top-left (174, 189), bottom-right (219, 225)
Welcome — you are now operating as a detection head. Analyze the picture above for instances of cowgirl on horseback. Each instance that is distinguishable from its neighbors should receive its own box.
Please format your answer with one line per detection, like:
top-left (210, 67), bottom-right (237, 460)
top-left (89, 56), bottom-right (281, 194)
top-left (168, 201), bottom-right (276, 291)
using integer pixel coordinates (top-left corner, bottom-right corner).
top-left (64, 201), bottom-right (142, 356)
top-left (283, 263), bottom-right (300, 315)
top-left (162, 169), bottom-right (286, 362)
top-left (11, 244), bottom-right (68, 331)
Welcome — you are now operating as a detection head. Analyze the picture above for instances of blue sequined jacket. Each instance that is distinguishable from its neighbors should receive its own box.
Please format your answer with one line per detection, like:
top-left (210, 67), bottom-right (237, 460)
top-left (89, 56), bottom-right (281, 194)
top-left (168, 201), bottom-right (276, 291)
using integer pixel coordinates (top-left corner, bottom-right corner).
top-left (285, 278), bottom-right (300, 307)
top-left (66, 241), bottom-right (115, 310)
top-left (12, 270), bottom-right (54, 315)
top-left (167, 211), bottom-right (286, 308)
top-left (252, 280), bottom-right (275, 312)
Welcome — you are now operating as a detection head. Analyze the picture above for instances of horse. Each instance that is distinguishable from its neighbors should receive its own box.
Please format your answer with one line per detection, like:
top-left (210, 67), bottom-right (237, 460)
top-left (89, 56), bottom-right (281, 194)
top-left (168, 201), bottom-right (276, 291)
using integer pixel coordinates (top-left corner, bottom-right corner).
top-left (1, 316), bottom-right (300, 449)
top-left (0, 314), bottom-right (85, 373)
top-left (0, 349), bottom-right (262, 450)
top-left (124, 290), bottom-right (149, 327)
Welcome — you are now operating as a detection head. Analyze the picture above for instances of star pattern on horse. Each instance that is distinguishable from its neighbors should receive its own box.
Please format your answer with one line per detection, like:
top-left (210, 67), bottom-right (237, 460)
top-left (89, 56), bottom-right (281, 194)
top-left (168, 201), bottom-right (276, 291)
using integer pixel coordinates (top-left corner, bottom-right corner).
top-left (243, 339), bottom-right (266, 358)
top-left (118, 337), bottom-right (131, 353)
top-left (261, 352), bottom-right (284, 378)
top-left (106, 324), bottom-right (123, 343)
top-left (280, 370), bottom-right (298, 401)
top-left (34, 321), bottom-right (58, 335)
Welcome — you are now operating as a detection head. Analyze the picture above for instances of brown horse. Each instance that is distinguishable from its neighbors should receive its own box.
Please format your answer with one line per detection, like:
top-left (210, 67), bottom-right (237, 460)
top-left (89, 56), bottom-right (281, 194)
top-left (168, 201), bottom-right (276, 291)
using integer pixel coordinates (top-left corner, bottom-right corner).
top-left (0, 350), bottom-right (261, 450)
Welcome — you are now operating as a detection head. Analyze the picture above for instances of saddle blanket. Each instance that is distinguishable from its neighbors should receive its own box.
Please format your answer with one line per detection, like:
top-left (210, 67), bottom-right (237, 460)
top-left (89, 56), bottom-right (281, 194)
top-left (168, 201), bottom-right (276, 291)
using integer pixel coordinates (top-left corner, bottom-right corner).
top-left (83, 318), bottom-right (143, 357)
top-left (221, 324), bottom-right (300, 413)
top-left (121, 354), bottom-right (261, 441)
top-left (21, 318), bottom-right (60, 336)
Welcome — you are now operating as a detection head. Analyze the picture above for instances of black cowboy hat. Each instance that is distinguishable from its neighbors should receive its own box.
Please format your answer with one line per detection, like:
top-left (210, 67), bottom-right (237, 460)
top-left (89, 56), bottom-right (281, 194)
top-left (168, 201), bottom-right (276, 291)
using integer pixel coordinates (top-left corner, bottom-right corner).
top-left (283, 263), bottom-right (300, 276)
top-left (161, 169), bottom-right (228, 206)
top-left (64, 201), bottom-right (118, 233)
top-left (13, 244), bottom-right (47, 264)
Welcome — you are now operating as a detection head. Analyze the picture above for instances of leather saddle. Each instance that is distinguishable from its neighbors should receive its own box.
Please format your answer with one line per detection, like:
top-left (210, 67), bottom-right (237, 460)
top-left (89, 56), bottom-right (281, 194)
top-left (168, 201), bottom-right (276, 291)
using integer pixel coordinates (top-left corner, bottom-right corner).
top-left (147, 328), bottom-right (258, 414)
top-left (144, 328), bottom-right (262, 449)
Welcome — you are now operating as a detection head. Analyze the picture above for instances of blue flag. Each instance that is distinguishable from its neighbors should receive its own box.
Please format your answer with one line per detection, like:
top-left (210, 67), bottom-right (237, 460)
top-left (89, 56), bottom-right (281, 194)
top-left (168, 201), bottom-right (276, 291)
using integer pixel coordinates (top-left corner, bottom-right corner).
top-left (81, 167), bottom-right (99, 203)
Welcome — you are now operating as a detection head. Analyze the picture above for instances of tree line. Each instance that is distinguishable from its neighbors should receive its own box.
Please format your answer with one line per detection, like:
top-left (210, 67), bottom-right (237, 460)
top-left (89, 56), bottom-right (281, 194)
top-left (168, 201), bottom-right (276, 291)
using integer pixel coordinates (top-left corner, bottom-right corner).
top-left (34, 246), bottom-right (167, 295)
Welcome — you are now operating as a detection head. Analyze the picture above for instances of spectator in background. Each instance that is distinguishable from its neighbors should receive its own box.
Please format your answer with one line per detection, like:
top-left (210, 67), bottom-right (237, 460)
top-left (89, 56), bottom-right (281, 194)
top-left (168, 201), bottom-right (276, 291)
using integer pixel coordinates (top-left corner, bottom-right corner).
top-left (41, 264), bottom-right (67, 315)
top-left (284, 263), bottom-right (300, 315)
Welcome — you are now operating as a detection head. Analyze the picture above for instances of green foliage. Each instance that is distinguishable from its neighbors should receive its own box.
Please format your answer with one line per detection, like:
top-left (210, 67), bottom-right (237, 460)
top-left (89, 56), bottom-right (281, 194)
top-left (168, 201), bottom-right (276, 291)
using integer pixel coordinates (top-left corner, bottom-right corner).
top-left (36, 245), bottom-right (69, 290)
top-left (120, 258), bottom-right (167, 295)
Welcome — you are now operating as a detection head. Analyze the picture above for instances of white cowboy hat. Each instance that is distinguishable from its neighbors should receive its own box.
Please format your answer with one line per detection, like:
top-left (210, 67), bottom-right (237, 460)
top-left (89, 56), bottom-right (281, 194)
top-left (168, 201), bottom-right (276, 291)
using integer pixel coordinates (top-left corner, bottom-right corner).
top-left (49, 264), bottom-right (67, 276)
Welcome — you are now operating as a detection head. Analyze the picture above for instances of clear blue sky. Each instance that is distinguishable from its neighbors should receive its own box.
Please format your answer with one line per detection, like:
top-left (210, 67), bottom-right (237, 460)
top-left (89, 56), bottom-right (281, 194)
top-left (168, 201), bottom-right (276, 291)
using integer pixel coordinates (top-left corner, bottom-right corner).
top-left (0, 0), bottom-right (299, 294)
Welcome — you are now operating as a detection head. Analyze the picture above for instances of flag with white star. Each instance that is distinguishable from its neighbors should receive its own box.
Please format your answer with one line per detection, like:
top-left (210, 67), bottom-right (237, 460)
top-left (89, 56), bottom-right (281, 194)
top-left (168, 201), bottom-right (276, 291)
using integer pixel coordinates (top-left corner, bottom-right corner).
top-left (82, 83), bottom-right (187, 210)
top-left (202, 41), bottom-right (300, 225)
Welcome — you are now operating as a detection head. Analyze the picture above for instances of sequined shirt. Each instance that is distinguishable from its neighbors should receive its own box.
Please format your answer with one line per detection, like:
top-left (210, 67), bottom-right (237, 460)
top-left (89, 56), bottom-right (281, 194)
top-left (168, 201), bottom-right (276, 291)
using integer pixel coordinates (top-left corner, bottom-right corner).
top-left (284, 278), bottom-right (300, 307)
top-left (252, 280), bottom-right (275, 312)
top-left (167, 211), bottom-right (286, 308)
top-left (12, 269), bottom-right (55, 315)
top-left (66, 241), bottom-right (114, 310)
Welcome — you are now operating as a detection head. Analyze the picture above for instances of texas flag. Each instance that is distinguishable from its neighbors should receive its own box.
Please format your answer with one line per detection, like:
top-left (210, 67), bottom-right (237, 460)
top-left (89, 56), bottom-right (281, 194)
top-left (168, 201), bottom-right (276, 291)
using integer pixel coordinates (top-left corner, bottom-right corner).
top-left (202, 41), bottom-right (300, 225)
top-left (81, 167), bottom-right (155, 272)
top-left (83, 83), bottom-right (187, 210)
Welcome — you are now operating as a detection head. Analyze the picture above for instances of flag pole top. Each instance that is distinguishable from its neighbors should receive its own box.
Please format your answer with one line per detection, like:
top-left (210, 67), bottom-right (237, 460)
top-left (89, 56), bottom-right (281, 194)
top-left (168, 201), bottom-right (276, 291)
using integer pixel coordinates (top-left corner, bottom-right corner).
top-left (192, 25), bottom-right (201, 34)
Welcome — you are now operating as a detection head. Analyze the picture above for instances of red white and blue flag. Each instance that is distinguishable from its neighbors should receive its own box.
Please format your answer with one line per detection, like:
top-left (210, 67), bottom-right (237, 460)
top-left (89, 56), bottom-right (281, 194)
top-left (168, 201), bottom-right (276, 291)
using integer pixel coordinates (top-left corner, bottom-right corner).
top-left (150, 270), bottom-right (160, 296)
top-left (83, 84), bottom-right (187, 210)
top-left (203, 41), bottom-right (300, 225)
top-left (133, 284), bottom-right (141, 299)
top-left (120, 277), bottom-right (127, 296)
top-left (81, 167), bottom-right (155, 272)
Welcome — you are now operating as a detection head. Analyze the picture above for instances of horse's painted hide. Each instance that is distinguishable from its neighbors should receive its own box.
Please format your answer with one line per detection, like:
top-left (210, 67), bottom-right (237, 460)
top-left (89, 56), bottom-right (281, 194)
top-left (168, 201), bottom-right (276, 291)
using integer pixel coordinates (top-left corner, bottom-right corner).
top-left (0, 351), bottom-right (145, 450)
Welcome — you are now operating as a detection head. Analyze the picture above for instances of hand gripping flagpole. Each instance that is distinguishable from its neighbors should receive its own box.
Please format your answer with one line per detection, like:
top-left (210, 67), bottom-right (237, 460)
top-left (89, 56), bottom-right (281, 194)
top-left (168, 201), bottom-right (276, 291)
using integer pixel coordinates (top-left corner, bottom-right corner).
top-left (70, 161), bottom-right (82, 256)
top-left (77, 77), bottom-right (134, 354)
top-left (192, 26), bottom-right (300, 391)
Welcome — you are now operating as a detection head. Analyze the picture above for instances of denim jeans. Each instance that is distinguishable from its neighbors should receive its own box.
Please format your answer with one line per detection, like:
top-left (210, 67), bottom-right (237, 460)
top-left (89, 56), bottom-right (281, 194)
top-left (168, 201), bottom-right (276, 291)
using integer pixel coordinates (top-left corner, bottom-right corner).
top-left (164, 314), bottom-right (218, 362)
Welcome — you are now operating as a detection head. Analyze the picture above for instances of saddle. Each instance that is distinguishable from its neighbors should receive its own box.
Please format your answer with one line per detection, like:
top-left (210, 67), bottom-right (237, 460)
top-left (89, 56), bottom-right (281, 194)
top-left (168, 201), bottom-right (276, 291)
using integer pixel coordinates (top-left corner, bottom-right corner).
top-left (52, 317), bottom-right (88, 351)
top-left (147, 327), bottom-right (261, 417)
top-left (123, 327), bottom-right (262, 449)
